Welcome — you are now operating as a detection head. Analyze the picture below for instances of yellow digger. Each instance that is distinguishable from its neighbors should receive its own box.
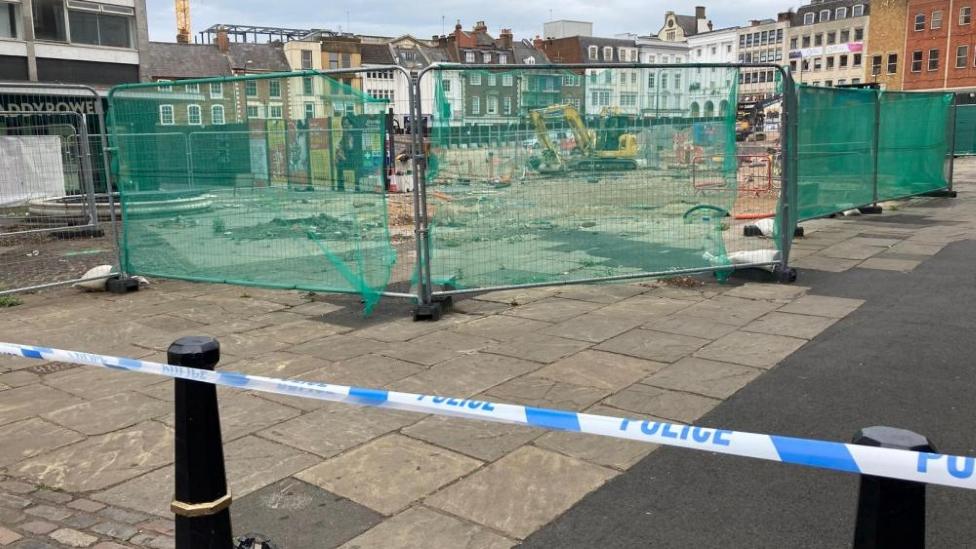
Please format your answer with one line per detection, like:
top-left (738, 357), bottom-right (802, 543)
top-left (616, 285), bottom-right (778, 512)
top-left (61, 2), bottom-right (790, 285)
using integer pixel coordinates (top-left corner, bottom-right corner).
top-left (528, 104), bottom-right (639, 172)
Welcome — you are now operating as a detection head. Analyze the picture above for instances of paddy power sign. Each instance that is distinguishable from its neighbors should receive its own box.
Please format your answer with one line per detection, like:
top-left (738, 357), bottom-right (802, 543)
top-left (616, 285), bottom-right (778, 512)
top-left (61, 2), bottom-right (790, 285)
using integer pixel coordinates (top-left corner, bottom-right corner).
top-left (0, 97), bottom-right (99, 115)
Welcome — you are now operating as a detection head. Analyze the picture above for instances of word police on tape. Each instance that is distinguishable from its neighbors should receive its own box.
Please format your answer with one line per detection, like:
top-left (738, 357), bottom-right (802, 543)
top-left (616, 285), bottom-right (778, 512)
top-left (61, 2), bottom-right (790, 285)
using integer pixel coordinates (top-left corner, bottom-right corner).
top-left (2, 341), bottom-right (975, 490)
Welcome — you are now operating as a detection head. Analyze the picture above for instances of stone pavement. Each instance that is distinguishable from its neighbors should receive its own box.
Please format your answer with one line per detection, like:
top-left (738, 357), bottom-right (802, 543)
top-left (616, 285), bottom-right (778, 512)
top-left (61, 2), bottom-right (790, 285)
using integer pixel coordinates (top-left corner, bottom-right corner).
top-left (1, 159), bottom-right (975, 548)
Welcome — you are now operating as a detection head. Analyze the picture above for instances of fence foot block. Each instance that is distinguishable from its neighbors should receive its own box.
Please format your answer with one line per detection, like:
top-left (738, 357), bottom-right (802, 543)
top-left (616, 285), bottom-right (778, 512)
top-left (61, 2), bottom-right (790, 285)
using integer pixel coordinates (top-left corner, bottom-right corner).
top-left (922, 189), bottom-right (957, 198)
top-left (858, 206), bottom-right (883, 215)
top-left (413, 302), bottom-right (444, 322)
top-left (106, 275), bottom-right (140, 294)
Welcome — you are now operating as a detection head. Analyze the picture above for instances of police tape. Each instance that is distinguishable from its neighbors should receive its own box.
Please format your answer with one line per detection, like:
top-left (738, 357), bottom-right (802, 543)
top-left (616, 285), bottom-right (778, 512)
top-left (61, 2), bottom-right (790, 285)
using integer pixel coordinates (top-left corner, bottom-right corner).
top-left (2, 340), bottom-right (974, 490)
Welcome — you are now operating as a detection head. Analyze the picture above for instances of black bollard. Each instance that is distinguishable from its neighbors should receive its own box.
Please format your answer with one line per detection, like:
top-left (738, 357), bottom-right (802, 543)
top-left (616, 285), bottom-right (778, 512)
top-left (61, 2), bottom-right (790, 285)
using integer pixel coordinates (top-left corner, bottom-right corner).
top-left (852, 426), bottom-right (935, 549)
top-left (169, 336), bottom-right (233, 549)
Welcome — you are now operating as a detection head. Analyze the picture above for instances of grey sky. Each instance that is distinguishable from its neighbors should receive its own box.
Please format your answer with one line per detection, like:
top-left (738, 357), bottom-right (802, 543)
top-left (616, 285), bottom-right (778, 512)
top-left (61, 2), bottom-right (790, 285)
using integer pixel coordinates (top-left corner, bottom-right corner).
top-left (147, 0), bottom-right (794, 43)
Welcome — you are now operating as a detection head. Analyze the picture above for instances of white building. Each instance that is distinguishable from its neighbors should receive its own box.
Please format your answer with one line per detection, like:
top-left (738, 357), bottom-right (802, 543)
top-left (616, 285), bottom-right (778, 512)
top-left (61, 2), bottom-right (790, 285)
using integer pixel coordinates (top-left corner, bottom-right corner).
top-left (543, 20), bottom-right (593, 40)
top-left (633, 35), bottom-right (691, 116)
top-left (686, 26), bottom-right (739, 117)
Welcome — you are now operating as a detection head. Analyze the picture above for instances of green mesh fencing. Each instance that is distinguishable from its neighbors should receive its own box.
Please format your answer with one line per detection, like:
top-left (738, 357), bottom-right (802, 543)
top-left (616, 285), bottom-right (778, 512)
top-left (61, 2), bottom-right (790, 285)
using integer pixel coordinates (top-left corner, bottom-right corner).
top-left (796, 85), bottom-right (877, 221)
top-left (877, 91), bottom-right (953, 201)
top-left (108, 72), bottom-right (395, 312)
top-left (425, 65), bottom-right (786, 292)
top-left (955, 103), bottom-right (976, 156)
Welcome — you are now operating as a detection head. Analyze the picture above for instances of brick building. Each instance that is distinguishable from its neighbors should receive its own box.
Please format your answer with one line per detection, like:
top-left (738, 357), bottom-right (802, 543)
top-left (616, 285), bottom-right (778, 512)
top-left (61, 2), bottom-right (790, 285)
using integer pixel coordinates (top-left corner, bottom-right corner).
top-left (866, 0), bottom-right (908, 89)
top-left (904, 0), bottom-right (976, 90)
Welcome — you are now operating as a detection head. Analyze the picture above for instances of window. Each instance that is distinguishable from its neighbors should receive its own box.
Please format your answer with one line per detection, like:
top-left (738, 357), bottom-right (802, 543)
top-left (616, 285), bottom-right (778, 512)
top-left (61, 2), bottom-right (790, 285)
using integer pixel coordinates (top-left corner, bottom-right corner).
top-left (66, 1), bottom-right (134, 47)
top-left (838, 79), bottom-right (846, 85)
top-left (442, 79), bottom-right (451, 92)
top-left (825, 80), bottom-right (833, 87)
top-left (790, 37), bottom-right (798, 49)
top-left (760, 31), bottom-right (768, 45)
top-left (648, 73), bottom-right (656, 88)
top-left (872, 55), bottom-right (882, 75)
top-left (827, 31), bottom-right (836, 44)
top-left (269, 80), bottom-right (281, 98)
top-left (470, 73), bottom-right (481, 85)
top-left (302, 77), bottom-right (313, 95)
top-left (502, 74), bottom-right (513, 86)
top-left (840, 54), bottom-right (849, 67)
top-left (209, 82), bottom-right (223, 98)
top-left (853, 53), bottom-right (862, 67)
top-left (852, 4), bottom-right (864, 17)
top-left (819, 9), bottom-right (830, 22)
top-left (589, 45), bottom-right (598, 60)
top-left (465, 51), bottom-right (475, 63)
top-left (604, 71), bottom-right (611, 84)
top-left (498, 53), bottom-right (507, 64)
top-left (341, 53), bottom-right (350, 68)
top-left (932, 10), bottom-right (943, 29)
top-left (854, 27), bottom-right (864, 41)
top-left (814, 57), bottom-right (822, 71)
top-left (304, 103), bottom-right (314, 119)
top-left (603, 46), bottom-right (613, 60)
top-left (912, 50), bottom-right (923, 72)
top-left (301, 50), bottom-right (313, 69)
top-left (184, 83), bottom-right (199, 93)
top-left (187, 105), bottom-right (201, 126)
top-left (211, 105), bottom-right (225, 125)
top-left (958, 46), bottom-right (969, 68)
top-left (661, 74), bottom-right (668, 88)
top-left (888, 53), bottom-right (898, 74)
top-left (487, 73), bottom-right (496, 86)
top-left (159, 104), bottom-right (174, 126)
top-left (245, 80), bottom-right (257, 97)
top-left (815, 33), bottom-right (823, 46)
top-left (328, 53), bottom-right (338, 69)
top-left (33, 0), bottom-right (66, 41)
top-left (486, 96), bottom-right (497, 114)
top-left (739, 35), bottom-right (746, 47)
top-left (804, 12), bottom-right (814, 25)
top-left (620, 93), bottom-right (637, 107)
top-left (790, 60), bottom-right (797, 71)
top-left (0, 2), bottom-right (19, 38)
top-left (827, 56), bottom-right (835, 69)
top-left (963, 6), bottom-right (973, 25)
top-left (503, 96), bottom-right (512, 114)
top-left (269, 105), bottom-right (283, 119)
top-left (929, 49), bottom-right (940, 70)
top-left (246, 105), bottom-right (259, 118)
top-left (483, 52), bottom-right (491, 63)
top-left (674, 73), bottom-right (681, 90)
top-left (630, 71), bottom-right (637, 84)
top-left (802, 36), bottom-right (811, 48)
top-left (841, 29), bottom-right (850, 42)
top-left (836, 7), bottom-right (847, 19)
top-left (471, 96), bottom-right (480, 114)
top-left (915, 14), bottom-right (926, 31)
top-left (777, 29), bottom-right (784, 43)
top-left (852, 78), bottom-right (861, 84)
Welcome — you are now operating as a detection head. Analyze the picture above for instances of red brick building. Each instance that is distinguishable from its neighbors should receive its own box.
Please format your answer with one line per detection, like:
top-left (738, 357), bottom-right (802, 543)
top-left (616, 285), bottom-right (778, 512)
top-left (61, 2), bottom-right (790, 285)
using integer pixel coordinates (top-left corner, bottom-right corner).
top-left (904, 0), bottom-right (976, 90)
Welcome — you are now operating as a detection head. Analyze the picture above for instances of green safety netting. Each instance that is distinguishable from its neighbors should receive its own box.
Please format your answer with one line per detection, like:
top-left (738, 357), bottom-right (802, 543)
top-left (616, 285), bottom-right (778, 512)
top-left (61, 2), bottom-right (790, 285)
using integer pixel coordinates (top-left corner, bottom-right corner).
top-left (877, 91), bottom-right (953, 200)
top-left (108, 73), bottom-right (395, 312)
top-left (797, 85), bottom-right (953, 221)
top-left (955, 104), bottom-right (976, 156)
top-left (424, 66), bottom-right (784, 291)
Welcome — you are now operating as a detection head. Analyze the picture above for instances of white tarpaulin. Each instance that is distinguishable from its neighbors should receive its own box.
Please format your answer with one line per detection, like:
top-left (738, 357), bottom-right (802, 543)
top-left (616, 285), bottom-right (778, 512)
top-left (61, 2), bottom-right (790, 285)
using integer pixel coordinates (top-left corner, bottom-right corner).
top-left (0, 135), bottom-right (65, 207)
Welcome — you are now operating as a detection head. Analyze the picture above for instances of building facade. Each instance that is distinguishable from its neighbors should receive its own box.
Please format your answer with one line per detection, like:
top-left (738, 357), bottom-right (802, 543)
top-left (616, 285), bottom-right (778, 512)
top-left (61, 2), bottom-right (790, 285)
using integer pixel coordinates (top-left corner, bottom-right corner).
top-left (687, 26), bottom-right (739, 116)
top-left (788, 0), bottom-right (870, 87)
top-left (903, 0), bottom-right (976, 91)
top-left (738, 15), bottom-right (791, 101)
top-left (0, 0), bottom-right (148, 86)
top-left (866, 0), bottom-right (908, 89)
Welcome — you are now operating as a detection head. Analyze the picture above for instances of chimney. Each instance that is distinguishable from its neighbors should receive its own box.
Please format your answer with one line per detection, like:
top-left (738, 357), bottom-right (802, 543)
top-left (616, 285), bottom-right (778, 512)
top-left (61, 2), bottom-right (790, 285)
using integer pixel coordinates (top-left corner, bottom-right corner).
top-left (533, 35), bottom-right (544, 50)
top-left (499, 28), bottom-right (513, 49)
top-left (777, 11), bottom-right (792, 22)
top-left (215, 26), bottom-right (230, 53)
top-left (473, 20), bottom-right (488, 33)
top-left (695, 6), bottom-right (706, 19)
top-left (708, 21), bottom-right (713, 31)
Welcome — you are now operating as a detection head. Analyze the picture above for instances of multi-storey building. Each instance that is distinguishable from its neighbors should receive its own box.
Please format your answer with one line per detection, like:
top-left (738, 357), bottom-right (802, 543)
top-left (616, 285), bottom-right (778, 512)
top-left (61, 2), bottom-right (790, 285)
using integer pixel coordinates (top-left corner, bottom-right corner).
top-left (687, 26), bottom-right (739, 116)
top-left (631, 35), bottom-right (690, 117)
top-left (866, 0), bottom-right (908, 89)
top-left (540, 35), bottom-right (640, 115)
top-left (788, 0), bottom-right (870, 87)
top-left (0, 0), bottom-right (148, 86)
top-left (903, 0), bottom-right (976, 91)
top-left (737, 14), bottom-right (792, 101)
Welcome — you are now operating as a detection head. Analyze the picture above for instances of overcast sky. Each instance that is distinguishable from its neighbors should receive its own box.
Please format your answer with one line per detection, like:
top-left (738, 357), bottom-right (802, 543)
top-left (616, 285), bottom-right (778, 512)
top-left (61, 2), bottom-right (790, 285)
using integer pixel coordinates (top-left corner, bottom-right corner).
top-left (146, 0), bottom-right (795, 43)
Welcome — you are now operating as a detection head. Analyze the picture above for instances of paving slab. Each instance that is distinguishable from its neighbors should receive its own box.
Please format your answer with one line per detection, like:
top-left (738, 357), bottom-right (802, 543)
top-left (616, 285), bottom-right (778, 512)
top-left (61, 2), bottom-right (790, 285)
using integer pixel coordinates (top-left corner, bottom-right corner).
top-left (305, 354), bottom-right (425, 388)
top-left (297, 434), bottom-right (482, 515)
top-left (388, 353), bottom-right (542, 397)
top-left (603, 384), bottom-right (720, 423)
top-left (157, 390), bottom-right (301, 442)
top-left (426, 446), bottom-right (615, 539)
top-left (791, 255), bottom-right (861, 272)
top-left (224, 351), bottom-right (332, 378)
top-left (596, 329), bottom-right (711, 363)
top-left (640, 357), bottom-right (763, 399)
top-left (482, 333), bottom-right (591, 364)
top-left (778, 294), bottom-right (865, 318)
top-left (471, 287), bottom-right (561, 305)
top-left (887, 241), bottom-right (944, 256)
top-left (533, 405), bottom-right (659, 470)
top-left (353, 315), bottom-right (472, 343)
top-left (222, 435), bottom-right (320, 499)
top-left (528, 350), bottom-right (666, 392)
top-left (484, 377), bottom-right (609, 411)
top-left (598, 295), bottom-right (696, 320)
top-left (742, 311), bottom-right (839, 340)
top-left (0, 418), bottom-right (84, 468)
top-left (675, 295), bottom-right (782, 326)
top-left (537, 309), bottom-right (645, 343)
top-left (551, 283), bottom-right (646, 304)
top-left (401, 415), bottom-right (541, 462)
top-left (693, 330), bottom-right (808, 369)
top-left (722, 283), bottom-right (810, 302)
top-left (0, 385), bottom-right (85, 427)
top-left (640, 314), bottom-right (741, 340)
top-left (231, 478), bottom-right (383, 549)
top-left (502, 298), bottom-right (603, 323)
top-left (14, 421), bottom-right (173, 492)
top-left (258, 403), bottom-right (419, 458)
top-left (42, 367), bottom-right (166, 401)
top-left (454, 315), bottom-right (554, 341)
top-left (289, 336), bottom-right (392, 362)
top-left (338, 506), bottom-right (514, 549)
top-left (858, 257), bottom-right (922, 271)
top-left (42, 392), bottom-right (169, 436)
top-left (378, 331), bottom-right (495, 366)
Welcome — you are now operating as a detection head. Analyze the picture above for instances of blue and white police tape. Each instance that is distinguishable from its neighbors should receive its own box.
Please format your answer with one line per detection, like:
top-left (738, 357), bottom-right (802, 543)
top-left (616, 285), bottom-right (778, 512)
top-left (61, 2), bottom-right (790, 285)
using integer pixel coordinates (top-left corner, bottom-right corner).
top-left (2, 340), bottom-right (974, 490)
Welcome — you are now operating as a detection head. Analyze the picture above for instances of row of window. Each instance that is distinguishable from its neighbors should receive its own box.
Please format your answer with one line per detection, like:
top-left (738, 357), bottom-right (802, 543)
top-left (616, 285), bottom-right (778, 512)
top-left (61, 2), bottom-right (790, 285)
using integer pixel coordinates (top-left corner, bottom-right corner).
top-left (801, 4), bottom-right (866, 25)
top-left (364, 71), bottom-right (395, 80)
top-left (914, 7), bottom-right (972, 31)
top-left (368, 89), bottom-right (394, 102)
top-left (469, 95), bottom-right (514, 115)
top-left (808, 78), bottom-right (862, 86)
top-left (908, 46), bottom-right (976, 72)
top-left (739, 50), bottom-right (784, 63)
top-left (792, 27), bottom-right (864, 49)
top-left (463, 51), bottom-right (509, 64)
top-left (791, 53), bottom-right (864, 71)
top-left (2, 0), bottom-right (136, 47)
top-left (739, 29), bottom-right (784, 49)
top-left (870, 54), bottom-right (899, 75)
top-left (587, 45), bottom-right (639, 62)
top-left (468, 73), bottom-right (515, 86)
top-left (157, 81), bottom-right (226, 98)
top-left (158, 104), bottom-right (227, 126)
top-left (694, 43), bottom-right (734, 58)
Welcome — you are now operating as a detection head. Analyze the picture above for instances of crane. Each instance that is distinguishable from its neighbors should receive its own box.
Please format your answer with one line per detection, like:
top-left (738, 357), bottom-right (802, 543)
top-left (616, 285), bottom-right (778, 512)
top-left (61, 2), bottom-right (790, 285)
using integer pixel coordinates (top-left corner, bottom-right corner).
top-left (175, 0), bottom-right (191, 44)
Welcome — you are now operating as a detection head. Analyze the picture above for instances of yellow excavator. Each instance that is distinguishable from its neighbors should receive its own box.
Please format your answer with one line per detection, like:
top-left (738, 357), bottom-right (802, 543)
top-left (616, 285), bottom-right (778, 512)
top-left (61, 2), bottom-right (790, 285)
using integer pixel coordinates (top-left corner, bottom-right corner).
top-left (528, 104), bottom-right (639, 172)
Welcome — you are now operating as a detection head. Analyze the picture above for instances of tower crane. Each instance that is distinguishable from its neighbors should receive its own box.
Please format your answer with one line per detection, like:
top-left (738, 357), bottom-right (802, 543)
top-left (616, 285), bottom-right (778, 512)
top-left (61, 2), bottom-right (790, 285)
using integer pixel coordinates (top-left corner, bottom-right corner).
top-left (175, 0), bottom-right (191, 43)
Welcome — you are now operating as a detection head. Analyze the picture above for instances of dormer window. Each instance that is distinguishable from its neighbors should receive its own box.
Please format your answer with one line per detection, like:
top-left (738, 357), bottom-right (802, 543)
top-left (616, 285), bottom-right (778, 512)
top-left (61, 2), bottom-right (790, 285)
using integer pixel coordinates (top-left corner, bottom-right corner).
top-left (603, 46), bottom-right (612, 60)
top-left (588, 45), bottom-right (598, 60)
top-left (483, 52), bottom-right (491, 63)
top-left (465, 51), bottom-right (475, 62)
